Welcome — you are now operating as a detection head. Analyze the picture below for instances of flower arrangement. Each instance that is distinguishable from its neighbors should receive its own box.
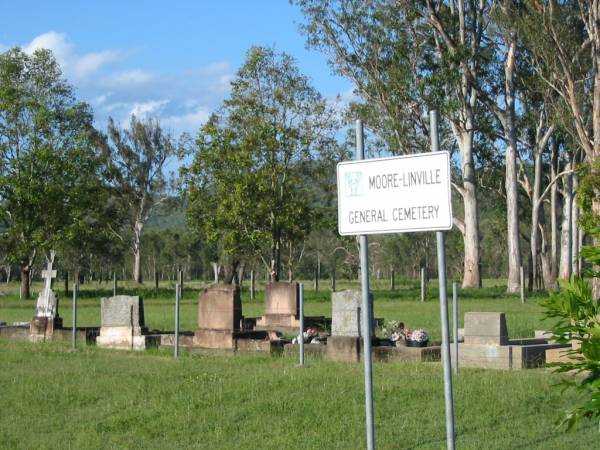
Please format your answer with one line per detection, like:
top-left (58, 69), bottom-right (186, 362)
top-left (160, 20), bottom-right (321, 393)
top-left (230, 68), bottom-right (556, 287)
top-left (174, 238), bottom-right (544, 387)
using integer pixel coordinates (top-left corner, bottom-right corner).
top-left (382, 320), bottom-right (405, 342)
top-left (382, 321), bottom-right (428, 346)
top-left (407, 329), bottom-right (428, 343)
top-left (292, 327), bottom-right (318, 344)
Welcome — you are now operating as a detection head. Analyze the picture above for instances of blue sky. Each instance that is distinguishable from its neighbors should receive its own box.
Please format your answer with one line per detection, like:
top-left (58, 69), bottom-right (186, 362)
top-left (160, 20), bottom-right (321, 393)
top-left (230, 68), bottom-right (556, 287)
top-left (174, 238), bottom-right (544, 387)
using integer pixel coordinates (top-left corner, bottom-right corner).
top-left (0, 1), bottom-right (353, 136)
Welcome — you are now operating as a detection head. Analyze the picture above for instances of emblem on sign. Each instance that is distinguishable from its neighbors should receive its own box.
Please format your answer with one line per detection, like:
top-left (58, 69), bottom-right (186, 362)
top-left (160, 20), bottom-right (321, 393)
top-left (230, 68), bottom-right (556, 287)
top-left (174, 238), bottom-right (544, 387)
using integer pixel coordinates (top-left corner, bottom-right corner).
top-left (345, 172), bottom-right (363, 197)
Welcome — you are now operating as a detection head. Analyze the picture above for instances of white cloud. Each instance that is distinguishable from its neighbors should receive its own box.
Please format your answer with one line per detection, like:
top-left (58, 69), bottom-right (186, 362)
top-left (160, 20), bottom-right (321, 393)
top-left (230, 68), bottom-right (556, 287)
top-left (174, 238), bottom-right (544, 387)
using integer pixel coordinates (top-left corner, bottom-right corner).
top-left (2, 32), bottom-right (233, 135)
top-left (187, 61), bottom-right (230, 76)
top-left (93, 94), bottom-right (109, 106)
top-left (74, 50), bottom-right (120, 78)
top-left (162, 108), bottom-right (210, 130)
top-left (104, 69), bottom-right (154, 87)
top-left (130, 99), bottom-right (169, 117)
top-left (20, 31), bottom-right (119, 79)
top-left (211, 73), bottom-right (234, 94)
top-left (22, 31), bottom-right (71, 61)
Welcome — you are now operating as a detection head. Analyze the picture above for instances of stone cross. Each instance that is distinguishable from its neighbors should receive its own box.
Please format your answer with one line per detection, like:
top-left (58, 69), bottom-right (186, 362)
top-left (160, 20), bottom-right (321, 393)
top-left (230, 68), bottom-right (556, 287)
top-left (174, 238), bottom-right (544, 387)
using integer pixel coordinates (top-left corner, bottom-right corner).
top-left (41, 252), bottom-right (57, 296)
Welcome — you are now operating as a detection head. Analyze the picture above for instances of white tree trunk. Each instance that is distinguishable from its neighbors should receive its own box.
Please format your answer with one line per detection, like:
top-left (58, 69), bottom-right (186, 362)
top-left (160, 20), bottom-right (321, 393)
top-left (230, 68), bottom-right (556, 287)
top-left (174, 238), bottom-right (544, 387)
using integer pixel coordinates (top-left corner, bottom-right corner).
top-left (211, 262), bottom-right (220, 284)
top-left (571, 173), bottom-right (580, 277)
top-left (453, 127), bottom-right (481, 288)
top-left (530, 149), bottom-right (542, 290)
top-left (559, 166), bottom-right (573, 280)
top-left (132, 220), bottom-right (144, 283)
top-left (550, 139), bottom-right (559, 278)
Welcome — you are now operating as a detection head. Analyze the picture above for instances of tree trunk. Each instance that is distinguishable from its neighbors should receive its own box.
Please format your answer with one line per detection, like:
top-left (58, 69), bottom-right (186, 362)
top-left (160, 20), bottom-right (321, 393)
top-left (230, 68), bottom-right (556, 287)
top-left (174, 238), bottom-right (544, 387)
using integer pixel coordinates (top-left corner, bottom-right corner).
top-left (539, 205), bottom-right (557, 290)
top-left (571, 172), bottom-right (580, 277)
top-left (270, 235), bottom-right (281, 282)
top-left (237, 263), bottom-right (245, 288)
top-left (461, 149), bottom-right (481, 288)
top-left (451, 123), bottom-right (482, 289)
top-left (20, 265), bottom-right (31, 300)
top-left (223, 261), bottom-right (239, 285)
top-left (593, 197), bottom-right (600, 300)
top-left (211, 262), bottom-right (220, 283)
top-left (530, 149), bottom-right (543, 290)
top-left (505, 135), bottom-right (521, 292)
top-left (64, 271), bottom-right (69, 296)
top-left (550, 139), bottom-right (559, 278)
top-left (559, 165), bottom-right (573, 280)
top-left (132, 220), bottom-right (144, 283)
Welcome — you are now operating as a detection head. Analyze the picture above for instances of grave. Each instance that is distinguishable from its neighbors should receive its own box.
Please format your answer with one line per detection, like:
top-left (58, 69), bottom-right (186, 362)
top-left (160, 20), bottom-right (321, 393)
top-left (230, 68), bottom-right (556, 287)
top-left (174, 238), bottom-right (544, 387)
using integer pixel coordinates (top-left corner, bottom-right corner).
top-left (161, 284), bottom-right (282, 353)
top-left (325, 290), bottom-right (439, 362)
top-left (30, 255), bottom-right (63, 340)
top-left (255, 282), bottom-right (301, 332)
top-left (96, 295), bottom-right (150, 350)
top-left (194, 284), bottom-right (242, 349)
top-left (452, 312), bottom-right (570, 369)
top-left (327, 290), bottom-right (370, 362)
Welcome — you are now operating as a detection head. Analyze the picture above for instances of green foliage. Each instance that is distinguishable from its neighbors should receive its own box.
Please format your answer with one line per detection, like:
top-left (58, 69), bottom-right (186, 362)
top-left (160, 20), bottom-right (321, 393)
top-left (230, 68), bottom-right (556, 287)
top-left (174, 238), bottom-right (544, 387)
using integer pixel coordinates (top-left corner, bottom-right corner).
top-left (541, 230), bottom-right (600, 430)
top-left (0, 48), bottom-right (114, 289)
top-left (185, 46), bottom-right (339, 280)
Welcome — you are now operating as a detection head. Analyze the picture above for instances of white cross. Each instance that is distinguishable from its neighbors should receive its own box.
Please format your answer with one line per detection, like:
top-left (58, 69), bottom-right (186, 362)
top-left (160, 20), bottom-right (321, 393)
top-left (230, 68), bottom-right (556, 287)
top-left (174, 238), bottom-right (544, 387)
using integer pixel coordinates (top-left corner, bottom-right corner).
top-left (42, 252), bottom-right (57, 295)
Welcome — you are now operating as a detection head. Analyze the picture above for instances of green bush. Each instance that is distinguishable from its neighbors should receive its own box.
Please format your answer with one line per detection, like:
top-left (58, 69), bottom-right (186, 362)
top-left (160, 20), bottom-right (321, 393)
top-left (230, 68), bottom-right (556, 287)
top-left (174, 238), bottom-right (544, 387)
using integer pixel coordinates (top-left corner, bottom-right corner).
top-left (542, 228), bottom-right (600, 431)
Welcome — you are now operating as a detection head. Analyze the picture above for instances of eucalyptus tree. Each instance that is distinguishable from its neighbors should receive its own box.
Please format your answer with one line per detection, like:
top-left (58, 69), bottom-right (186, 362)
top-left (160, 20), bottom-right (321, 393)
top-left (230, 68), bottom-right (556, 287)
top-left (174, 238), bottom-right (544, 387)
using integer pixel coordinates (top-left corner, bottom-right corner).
top-left (106, 115), bottom-right (177, 283)
top-left (185, 46), bottom-right (339, 282)
top-left (0, 48), bottom-right (114, 298)
top-left (297, 0), bottom-right (493, 287)
top-left (518, 0), bottom-right (600, 297)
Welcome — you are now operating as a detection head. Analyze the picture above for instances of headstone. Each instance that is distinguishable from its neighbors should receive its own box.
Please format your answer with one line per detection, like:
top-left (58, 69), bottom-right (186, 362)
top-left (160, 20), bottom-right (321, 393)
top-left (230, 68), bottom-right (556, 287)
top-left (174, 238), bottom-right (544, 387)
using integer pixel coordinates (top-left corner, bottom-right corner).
top-left (331, 290), bottom-right (366, 337)
top-left (454, 311), bottom-right (570, 370)
top-left (463, 312), bottom-right (508, 345)
top-left (96, 295), bottom-right (147, 350)
top-left (328, 290), bottom-right (375, 362)
top-left (255, 282), bottom-right (300, 331)
top-left (194, 284), bottom-right (241, 349)
top-left (30, 255), bottom-right (62, 339)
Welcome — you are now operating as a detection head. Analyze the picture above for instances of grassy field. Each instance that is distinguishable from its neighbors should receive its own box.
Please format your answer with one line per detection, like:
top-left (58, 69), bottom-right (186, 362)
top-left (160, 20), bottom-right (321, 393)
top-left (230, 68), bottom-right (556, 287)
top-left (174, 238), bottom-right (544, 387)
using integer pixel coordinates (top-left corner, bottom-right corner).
top-left (1, 279), bottom-right (595, 449)
top-left (0, 339), bottom-right (596, 449)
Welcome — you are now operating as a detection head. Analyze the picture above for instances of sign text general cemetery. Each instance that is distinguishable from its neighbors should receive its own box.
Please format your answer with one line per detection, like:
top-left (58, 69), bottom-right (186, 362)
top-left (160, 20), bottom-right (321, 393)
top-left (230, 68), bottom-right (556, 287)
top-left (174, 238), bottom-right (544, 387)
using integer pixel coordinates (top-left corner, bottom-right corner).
top-left (337, 151), bottom-right (453, 235)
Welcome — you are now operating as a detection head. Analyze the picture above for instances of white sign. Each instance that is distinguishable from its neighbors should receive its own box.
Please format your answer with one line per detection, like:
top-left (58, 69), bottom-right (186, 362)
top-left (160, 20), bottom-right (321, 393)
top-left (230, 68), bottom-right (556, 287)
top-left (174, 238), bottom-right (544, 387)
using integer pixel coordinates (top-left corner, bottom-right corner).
top-left (337, 151), bottom-right (453, 235)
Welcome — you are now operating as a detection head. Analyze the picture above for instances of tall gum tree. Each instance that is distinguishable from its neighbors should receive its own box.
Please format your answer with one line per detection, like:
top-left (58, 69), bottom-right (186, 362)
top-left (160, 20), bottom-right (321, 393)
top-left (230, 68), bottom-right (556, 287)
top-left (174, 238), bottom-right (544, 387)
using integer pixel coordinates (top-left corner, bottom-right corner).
top-left (417, 0), bottom-right (494, 287)
top-left (107, 115), bottom-right (176, 284)
top-left (519, 1), bottom-right (600, 298)
top-left (296, 0), bottom-right (486, 287)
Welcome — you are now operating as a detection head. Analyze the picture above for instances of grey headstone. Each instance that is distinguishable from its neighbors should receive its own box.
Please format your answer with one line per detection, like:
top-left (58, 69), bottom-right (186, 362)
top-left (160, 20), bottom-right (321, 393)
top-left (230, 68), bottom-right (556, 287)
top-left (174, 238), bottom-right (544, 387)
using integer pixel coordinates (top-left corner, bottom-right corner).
top-left (101, 295), bottom-right (145, 328)
top-left (331, 290), bottom-right (374, 337)
top-left (464, 312), bottom-right (508, 345)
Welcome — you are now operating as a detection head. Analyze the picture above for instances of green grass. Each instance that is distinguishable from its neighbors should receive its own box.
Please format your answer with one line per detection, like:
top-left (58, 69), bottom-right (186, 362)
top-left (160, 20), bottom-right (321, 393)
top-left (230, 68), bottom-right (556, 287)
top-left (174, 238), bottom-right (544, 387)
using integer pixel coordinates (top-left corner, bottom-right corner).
top-left (0, 279), bottom-right (596, 448)
top-left (0, 339), bottom-right (596, 449)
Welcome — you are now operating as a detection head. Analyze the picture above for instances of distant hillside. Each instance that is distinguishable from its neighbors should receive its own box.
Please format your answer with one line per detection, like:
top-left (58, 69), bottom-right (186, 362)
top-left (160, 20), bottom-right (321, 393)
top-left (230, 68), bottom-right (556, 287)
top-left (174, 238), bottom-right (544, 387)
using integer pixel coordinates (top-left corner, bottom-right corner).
top-left (146, 201), bottom-right (186, 230)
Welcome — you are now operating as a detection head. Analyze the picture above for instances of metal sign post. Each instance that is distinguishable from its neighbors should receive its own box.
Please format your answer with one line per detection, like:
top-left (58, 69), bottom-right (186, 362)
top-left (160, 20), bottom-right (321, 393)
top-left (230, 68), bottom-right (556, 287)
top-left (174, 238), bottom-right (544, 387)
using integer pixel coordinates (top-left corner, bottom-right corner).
top-left (299, 283), bottom-right (305, 366)
top-left (356, 119), bottom-right (375, 450)
top-left (430, 110), bottom-right (456, 450)
top-left (336, 115), bottom-right (455, 450)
